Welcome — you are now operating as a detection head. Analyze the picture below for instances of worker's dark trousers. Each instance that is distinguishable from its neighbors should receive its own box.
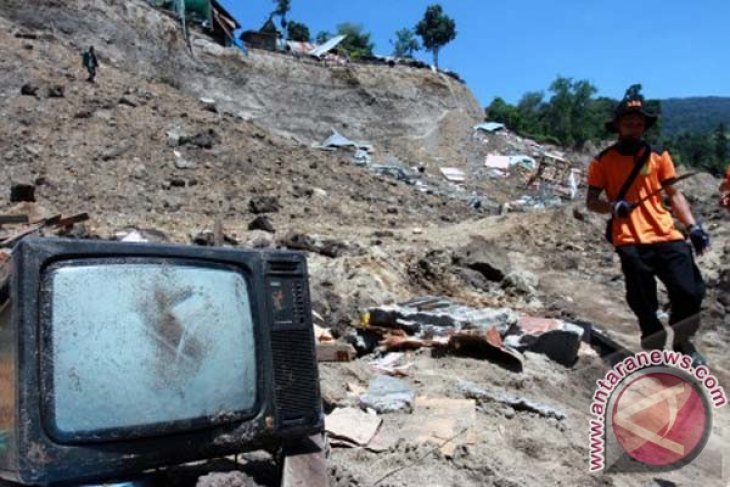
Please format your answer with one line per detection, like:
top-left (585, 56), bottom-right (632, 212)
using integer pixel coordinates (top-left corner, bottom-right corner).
top-left (616, 240), bottom-right (705, 351)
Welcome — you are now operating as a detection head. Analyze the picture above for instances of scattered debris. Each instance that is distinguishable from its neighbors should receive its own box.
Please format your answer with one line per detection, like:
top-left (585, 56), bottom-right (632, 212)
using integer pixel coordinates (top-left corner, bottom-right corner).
top-left (460, 381), bottom-right (566, 420)
top-left (325, 407), bottom-right (382, 447)
top-left (367, 296), bottom-right (518, 337)
top-left (179, 129), bottom-right (219, 149)
top-left (10, 183), bottom-right (35, 203)
top-left (119, 230), bottom-right (148, 243)
top-left (369, 352), bottom-right (414, 377)
top-left (526, 152), bottom-right (584, 200)
top-left (313, 323), bottom-right (334, 343)
top-left (20, 83), bottom-right (38, 97)
top-left (366, 397), bottom-right (476, 458)
top-left (353, 149), bottom-right (371, 166)
top-left (317, 342), bottom-right (356, 362)
top-left (448, 328), bottom-right (524, 371)
top-left (166, 128), bottom-right (181, 147)
top-left (113, 227), bottom-right (169, 243)
top-left (46, 85), bottom-right (65, 98)
top-left (249, 196), bottom-right (280, 214)
top-left (371, 164), bottom-right (417, 184)
top-left (473, 122), bottom-right (505, 133)
top-left (439, 167), bottom-right (466, 184)
top-left (377, 333), bottom-right (448, 352)
top-left (309, 35), bottom-right (347, 58)
top-left (359, 375), bottom-right (415, 414)
top-left (279, 231), bottom-right (350, 258)
top-left (118, 96), bottom-right (137, 107)
top-left (503, 316), bottom-right (586, 366)
top-left (191, 229), bottom-right (238, 247)
top-left (199, 97), bottom-right (217, 112)
top-left (248, 215), bottom-right (275, 233)
top-left (316, 129), bottom-right (372, 152)
top-left (0, 215), bottom-right (29, 225)
top-left (0, 213), bottom-right (90, 248)
top-left (173, 150), bottom-right (198, 169)
top-left (484, 154), bottom-right (536, 172)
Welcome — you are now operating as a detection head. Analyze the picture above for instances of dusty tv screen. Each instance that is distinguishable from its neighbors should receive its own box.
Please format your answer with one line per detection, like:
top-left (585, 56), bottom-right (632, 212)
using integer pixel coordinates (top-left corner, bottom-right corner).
top-left (42, 261), bottom-right (257, 441)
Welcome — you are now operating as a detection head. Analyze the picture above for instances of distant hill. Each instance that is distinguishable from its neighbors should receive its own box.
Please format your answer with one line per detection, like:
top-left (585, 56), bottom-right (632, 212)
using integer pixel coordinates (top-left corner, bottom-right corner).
top-left (660, 96), bottom-right (730, 136)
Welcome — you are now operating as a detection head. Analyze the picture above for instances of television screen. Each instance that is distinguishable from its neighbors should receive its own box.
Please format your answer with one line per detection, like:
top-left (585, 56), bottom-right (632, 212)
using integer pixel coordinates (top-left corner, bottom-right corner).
top-left (0, 238), bottom-right (323, 486)
top-left (42, 260), bottom-right (257, 442)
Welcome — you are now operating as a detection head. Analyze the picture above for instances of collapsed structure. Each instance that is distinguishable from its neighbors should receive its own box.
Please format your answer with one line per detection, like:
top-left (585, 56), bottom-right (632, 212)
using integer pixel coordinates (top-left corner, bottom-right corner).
top-left (146, 0), bottom-right (240, 46)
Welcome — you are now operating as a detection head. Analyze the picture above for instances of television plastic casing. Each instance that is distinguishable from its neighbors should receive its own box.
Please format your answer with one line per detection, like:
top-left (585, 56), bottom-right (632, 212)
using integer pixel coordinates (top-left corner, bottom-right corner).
top-left (0, 238), bottom-right (323, 485)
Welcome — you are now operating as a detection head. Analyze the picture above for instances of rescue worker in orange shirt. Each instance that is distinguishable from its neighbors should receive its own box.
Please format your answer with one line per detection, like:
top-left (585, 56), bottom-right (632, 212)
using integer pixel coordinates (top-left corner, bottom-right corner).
top-left (720, 166), bottom-right (730, 208)
top-left (586, 86), bottom-right (710, 367)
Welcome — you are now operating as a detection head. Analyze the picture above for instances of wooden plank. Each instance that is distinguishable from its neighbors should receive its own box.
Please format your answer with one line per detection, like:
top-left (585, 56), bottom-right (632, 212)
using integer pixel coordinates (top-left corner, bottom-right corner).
top-left (0, 213), bottom-right (88, 247)
top-left (56, 212), bottom-right (89, 227)
top-left (281, 435), bottom-right (329, 487)
top-left (316, 343), bottom-right (356, 362)
top-left (0, 215), bottom-right (29, 225)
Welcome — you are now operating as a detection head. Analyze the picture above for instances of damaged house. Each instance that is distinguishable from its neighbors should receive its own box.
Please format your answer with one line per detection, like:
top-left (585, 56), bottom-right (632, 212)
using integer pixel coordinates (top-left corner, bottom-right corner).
top-left (147, 0), bottom-right (241, 46)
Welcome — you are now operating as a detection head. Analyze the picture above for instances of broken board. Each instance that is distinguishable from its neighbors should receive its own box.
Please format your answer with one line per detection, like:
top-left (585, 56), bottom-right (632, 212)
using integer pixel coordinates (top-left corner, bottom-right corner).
top-left (281, 434), bottom-right (329, 487)
top-left (367, 397), bottom-right (477, 457)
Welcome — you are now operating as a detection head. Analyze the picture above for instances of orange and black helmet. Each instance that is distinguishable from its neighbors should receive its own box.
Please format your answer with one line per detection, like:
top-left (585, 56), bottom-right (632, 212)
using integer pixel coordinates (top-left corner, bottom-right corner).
top-left (605, 85), bottom-right (658, 133)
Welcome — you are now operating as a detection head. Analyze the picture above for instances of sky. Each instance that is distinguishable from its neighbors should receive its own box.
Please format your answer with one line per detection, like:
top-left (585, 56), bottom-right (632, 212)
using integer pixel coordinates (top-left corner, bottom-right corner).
top-left (217, 0), bottom-right (730, 107)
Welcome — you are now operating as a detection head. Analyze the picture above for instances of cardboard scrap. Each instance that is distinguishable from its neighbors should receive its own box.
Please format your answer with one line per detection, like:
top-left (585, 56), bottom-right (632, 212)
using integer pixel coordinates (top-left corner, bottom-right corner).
top-left (325, 407), bottom-right (382, 447)
top-left (314, 324), bottom-right (335, 343)
top-left (367, 397), bottom-right (477, 457)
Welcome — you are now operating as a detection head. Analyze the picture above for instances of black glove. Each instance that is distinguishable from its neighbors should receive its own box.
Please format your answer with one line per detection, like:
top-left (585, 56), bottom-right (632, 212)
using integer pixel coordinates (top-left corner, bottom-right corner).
top-left (689, 224), bottom-right (710, 255)
top-left (611, 200), bottom-right (633, 218)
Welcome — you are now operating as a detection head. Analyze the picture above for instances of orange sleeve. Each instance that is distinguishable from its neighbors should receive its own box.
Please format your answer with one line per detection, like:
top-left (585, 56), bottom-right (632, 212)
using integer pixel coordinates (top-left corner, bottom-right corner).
top-left (725, 166), bottom-right (730, 182)
top-left (657, 151), bottom-right (678, 183)
top-left (587, 159), bottom-right (605, 189)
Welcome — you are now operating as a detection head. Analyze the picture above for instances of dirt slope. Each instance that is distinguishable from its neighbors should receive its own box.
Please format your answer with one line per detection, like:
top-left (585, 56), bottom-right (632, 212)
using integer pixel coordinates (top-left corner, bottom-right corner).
top-left (2, 0), bottom-right (483, 167)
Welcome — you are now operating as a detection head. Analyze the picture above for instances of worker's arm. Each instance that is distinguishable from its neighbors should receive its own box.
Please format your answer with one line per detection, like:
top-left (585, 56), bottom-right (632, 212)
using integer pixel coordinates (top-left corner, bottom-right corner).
top-left (664, 185), bottom-right (696, 227)
top-left (720, 179), bottom-right (730, 194)
top-left (586, 186), bottom-right (611, 214)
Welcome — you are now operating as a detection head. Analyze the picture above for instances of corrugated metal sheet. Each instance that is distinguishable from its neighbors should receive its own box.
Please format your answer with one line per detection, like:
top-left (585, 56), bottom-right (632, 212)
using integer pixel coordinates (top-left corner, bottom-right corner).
top-left (309, 35), bottom-right (347, 58)
top-left (440, 167), bottom-right (466, 183)
top-left (474, 122), bottom-right (506, 133)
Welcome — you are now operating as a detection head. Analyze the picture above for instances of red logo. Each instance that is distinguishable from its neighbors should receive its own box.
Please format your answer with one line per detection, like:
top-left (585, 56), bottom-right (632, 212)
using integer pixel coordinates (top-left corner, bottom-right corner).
top-left (611, 372), bottom-right (710, 466)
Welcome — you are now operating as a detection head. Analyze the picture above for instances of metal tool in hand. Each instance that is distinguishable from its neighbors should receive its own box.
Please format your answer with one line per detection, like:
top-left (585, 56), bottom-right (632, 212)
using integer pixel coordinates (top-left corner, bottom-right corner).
top-left (629, 172), bottom-right (697, 209)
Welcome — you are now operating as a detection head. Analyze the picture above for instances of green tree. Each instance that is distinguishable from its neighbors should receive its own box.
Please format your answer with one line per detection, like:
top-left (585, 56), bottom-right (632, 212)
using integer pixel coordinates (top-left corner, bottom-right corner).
top-left (714, 123), bottom-right (728, 170)
top-left (516, 91), bottom-right (545, 136)
top-left (570, 80), bottom-right (598, 148)
top-left (486, 97), bottom-right (523, 131)
top-left (391, 28), bottom-right (420, 59)
top-left (315, 31), bottom-right (330, 44)
top-left (546, 76), bottom-right (575, 146)
top-left (287, 20), bottom-right (310, 42)
top-left (271, 0), bottom-right (290, 29)
top-left (670, 132), bottom-right (714, 170)
top-left (415, 4), bottom-right (456, 69)
top-left (335, 23), bottom-right (374, 59)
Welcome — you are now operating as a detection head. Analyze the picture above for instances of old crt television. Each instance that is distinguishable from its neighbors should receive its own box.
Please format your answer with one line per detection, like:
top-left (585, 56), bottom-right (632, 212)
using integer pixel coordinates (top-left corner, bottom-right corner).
top-left (0, 237), bottom-right (322, 485)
